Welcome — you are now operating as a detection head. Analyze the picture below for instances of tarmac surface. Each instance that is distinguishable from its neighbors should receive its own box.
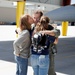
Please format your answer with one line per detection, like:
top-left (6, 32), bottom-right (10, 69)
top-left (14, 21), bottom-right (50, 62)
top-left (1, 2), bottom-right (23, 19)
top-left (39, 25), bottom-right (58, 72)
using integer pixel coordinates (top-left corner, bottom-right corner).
top-left (0, 25), bottom-right (75, 75)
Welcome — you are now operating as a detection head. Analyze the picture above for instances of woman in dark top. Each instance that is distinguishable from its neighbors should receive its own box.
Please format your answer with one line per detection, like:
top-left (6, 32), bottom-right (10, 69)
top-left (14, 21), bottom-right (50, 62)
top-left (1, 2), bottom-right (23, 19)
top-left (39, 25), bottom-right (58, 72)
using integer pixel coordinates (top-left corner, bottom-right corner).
top-left (30, 16), bottom-right (56, 75)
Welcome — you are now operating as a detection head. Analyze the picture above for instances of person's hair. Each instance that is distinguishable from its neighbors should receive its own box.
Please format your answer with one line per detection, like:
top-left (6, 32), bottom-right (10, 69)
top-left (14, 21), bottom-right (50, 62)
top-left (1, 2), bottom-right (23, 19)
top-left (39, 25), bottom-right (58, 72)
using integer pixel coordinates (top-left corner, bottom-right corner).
top-left (33, 22), bottom-right (44, 35)
top-left (40, 16), bottom-right (50, 30)
top-left (40, 16), bottom-right (50, 25)
top-left (20, 14), bottom-right (31, 30)
top-left (34, 16), bottom-right (50, 33)
top-left (35, 22), bottom-right (44, 32)
top-left (34, 10), bottom-right (43, 18)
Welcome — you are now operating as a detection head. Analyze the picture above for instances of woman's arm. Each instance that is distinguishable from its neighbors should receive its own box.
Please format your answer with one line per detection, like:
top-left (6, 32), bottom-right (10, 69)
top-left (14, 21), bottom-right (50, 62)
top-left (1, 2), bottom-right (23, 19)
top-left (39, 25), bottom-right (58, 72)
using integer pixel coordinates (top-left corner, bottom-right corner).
top-left (39, 29), bottom-right (60, 37)
top-left (39, 30), bottom-right (55, 36)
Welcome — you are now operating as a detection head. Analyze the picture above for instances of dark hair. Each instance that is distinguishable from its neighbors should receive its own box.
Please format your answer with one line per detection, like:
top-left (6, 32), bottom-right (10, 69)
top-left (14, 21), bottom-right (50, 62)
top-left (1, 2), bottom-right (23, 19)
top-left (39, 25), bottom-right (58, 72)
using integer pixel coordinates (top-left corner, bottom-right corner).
top-left (34, 10), bottom-right (43, 18)
top-left (40, 16), bottom-right (50, 24)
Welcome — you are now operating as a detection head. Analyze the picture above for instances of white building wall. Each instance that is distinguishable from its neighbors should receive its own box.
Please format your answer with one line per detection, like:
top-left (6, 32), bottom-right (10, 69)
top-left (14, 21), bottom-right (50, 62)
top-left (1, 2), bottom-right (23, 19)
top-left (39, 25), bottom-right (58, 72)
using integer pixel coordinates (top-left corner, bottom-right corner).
top-left (0, 7), bottom-right (16, 22)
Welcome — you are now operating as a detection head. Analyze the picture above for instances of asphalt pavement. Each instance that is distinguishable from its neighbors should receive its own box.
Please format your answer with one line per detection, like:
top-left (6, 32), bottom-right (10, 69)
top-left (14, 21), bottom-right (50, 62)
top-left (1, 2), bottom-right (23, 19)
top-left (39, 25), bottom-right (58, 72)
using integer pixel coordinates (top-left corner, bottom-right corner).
top-left (0, 25), bottom-right (75, 75)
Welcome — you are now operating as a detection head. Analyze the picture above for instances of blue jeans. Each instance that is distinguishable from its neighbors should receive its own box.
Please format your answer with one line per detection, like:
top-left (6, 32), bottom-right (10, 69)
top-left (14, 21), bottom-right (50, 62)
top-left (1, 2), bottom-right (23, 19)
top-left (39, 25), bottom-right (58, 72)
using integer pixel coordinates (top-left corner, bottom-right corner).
top-left (15, 56), bottom-right (28, 75)
top-left (31, 54), bottom-right (49, 75)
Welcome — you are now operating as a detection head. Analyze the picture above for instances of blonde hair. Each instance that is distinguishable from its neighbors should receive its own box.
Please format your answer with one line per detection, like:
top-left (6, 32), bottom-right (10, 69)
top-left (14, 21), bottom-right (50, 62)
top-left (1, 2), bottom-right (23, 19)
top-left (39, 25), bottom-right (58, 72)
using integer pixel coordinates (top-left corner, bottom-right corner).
top-left (33, 16), bottom-right (50, 35)
top-left (20, 14), bottom-right (31, 30)
top-left (33, 22), bottom-right (44, 35)
top-left (35, 22), bottom-right (44, 31)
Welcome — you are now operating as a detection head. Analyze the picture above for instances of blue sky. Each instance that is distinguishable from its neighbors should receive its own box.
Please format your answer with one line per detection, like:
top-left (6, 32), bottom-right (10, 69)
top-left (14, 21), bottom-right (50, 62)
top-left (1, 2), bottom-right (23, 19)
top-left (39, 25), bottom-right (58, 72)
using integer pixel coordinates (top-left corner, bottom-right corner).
top-left (71, 0), bottom-right (75, 4)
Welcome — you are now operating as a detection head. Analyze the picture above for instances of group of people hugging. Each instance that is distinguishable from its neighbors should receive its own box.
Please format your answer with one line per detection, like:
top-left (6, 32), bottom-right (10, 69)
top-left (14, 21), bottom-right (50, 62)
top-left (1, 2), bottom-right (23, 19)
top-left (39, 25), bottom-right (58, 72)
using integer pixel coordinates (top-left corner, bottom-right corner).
top-left (13, 10), bottom-right (60, 75)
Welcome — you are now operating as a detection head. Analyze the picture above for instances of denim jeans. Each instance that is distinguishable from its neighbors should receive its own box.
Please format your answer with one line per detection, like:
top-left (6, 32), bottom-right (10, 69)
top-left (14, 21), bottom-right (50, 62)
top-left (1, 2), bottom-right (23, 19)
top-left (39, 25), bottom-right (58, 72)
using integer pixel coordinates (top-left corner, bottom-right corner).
top-left (15, 56), bottom-right (28, 75)
top-left (31, 54), bottom-right (49, 75)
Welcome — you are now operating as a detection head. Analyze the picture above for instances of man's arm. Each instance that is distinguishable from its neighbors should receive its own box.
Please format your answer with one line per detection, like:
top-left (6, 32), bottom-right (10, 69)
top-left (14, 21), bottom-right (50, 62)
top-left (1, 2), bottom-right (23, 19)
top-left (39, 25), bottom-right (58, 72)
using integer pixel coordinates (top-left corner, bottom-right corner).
top-left (52, 29), bottom-right (60, 37)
